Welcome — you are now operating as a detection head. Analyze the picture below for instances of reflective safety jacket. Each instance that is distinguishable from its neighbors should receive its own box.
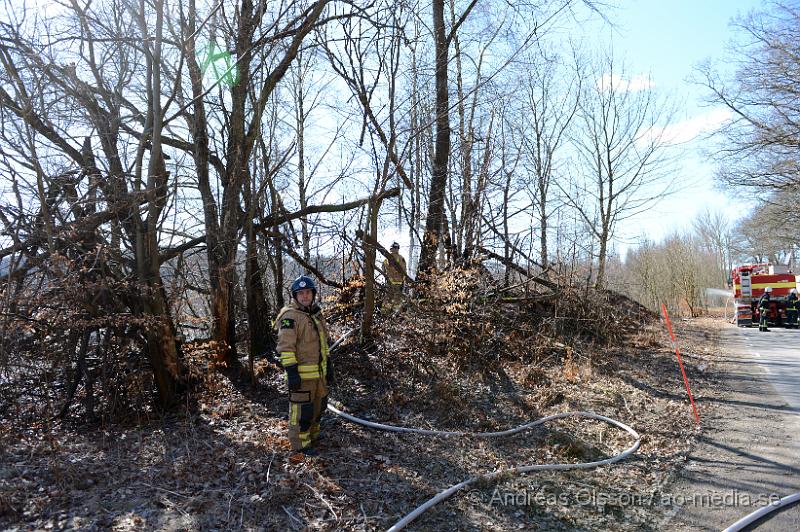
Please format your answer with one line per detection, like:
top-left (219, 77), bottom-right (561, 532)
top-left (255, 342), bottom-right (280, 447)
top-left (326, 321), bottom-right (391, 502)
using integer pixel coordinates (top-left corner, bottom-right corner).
top-left (788, 294), bottom-right (799, 311)
top-left (382, 252), bottom-right (407, 284)
top-left (275, 301), bottom-right (330, 380)
top-left (757, 293), bottom-right (770, 310)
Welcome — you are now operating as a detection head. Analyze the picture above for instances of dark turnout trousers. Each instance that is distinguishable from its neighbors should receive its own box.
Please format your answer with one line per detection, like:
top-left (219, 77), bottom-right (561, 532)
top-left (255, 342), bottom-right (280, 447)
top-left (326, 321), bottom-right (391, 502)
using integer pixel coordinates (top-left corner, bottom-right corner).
top-left (759, 309), bottom-right (769, 331)
top-left (787, 309), bottom-right (798, 328)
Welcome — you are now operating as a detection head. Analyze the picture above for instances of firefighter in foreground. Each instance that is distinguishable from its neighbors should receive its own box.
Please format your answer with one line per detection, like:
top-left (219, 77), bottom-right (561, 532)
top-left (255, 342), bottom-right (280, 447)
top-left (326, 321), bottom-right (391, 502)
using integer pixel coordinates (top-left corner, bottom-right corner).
top-left (787, 288), bottom-right (799, 329)
top-left (382, 242), bottom-right (407, 310)
top-left (275, 275), bottom-right (334, 456)
top-left (757, 286), bottom-right (772, 332)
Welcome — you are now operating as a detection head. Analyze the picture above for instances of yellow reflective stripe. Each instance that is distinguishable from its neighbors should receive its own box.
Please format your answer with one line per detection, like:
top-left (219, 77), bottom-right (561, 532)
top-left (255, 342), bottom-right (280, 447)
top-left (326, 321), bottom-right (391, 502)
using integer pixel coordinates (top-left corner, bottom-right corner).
top-left (298, 364), bottom-right (321, 378)
top-left (280, 353), bottom-right (297, 366)
top-left (298, 369), bottom-right (321, 375)
top-left (314, 317), bottom-right (328, 357)
top-left (390, 280), bottom-right (404, 285)
top-left (751, 282), bottom-right (796, 289)
top-left (312, 316), bottom-right (329, 378)
top-left (290, 403), bottom-right (299, 426)
top-left (299, 432), bottom-right (311, 447)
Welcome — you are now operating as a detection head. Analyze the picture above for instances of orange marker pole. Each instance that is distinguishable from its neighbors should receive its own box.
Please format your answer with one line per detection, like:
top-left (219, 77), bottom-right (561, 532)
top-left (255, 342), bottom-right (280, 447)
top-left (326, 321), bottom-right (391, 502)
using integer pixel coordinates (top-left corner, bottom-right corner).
top-left (661, 304), bottom-right (700, 425)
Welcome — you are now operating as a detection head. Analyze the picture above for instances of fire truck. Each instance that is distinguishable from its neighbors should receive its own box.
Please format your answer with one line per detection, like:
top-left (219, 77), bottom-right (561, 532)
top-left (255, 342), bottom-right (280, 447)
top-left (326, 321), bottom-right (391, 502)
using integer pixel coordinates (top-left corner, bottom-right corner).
top-left (731, 264), bottom-right (799, 327)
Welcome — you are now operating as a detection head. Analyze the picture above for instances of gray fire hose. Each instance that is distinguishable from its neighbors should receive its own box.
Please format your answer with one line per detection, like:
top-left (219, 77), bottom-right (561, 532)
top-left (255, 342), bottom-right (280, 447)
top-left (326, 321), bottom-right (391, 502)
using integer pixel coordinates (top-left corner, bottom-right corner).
top-left (722, 491), bottom-right (800, 532)
top-left (326, 330), bottom-right (640, 530)
top-left (326, 404), bottom-right (640, 530)
top-left (328, 329), bottom-right (799, 531)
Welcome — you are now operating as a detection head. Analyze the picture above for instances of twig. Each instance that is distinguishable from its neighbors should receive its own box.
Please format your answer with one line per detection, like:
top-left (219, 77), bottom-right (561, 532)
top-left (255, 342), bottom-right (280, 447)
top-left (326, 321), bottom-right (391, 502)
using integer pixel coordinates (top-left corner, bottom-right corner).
top-left (302, 481), bottom-right (338, 521)
top-left (159, 496), bottom-right (190, 518)
top-left (265, 451), bottom-right (275, 484)
top-left (620, 393), bottom-right (634, 418)
top-left (282, 505), bottom-right (304, 527)
top-left (140, 481), bottom-right (192, 499)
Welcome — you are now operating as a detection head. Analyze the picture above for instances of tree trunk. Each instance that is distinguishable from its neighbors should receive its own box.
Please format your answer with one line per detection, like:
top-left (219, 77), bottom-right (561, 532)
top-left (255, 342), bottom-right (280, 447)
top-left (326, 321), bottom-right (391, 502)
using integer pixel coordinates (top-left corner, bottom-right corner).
top-left (408, 44), bottom-right (422, 276)
top-left (245, 213), bottom-right (274, 373)
top-left (595, 227), bottom-right (609, 289)
top-left (418, 0), bottom-right (450, 275)
top-left (539, 179), bottom-right (549, 269)
top-left (295, 53), bottom-right (311, 264)
top-left (361, 199), bottom-right (381, 340)
top-left (211, 0), bottom-right (256, 365)
top-left (137, 229), bottom-right (180, 407)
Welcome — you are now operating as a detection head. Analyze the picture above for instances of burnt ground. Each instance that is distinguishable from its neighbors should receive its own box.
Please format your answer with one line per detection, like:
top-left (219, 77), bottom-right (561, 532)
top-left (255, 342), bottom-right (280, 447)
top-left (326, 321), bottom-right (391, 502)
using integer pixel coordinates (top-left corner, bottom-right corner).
top-left (0, 312), bottom-right (737, 532)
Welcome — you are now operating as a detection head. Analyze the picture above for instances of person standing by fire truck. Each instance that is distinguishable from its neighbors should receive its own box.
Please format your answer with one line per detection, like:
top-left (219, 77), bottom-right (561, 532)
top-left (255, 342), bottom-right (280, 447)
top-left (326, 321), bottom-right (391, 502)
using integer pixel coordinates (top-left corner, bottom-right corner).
top-left (758, 287), bottom-right (772, 332)
top-left (787, 288), bottom-right (799, 329)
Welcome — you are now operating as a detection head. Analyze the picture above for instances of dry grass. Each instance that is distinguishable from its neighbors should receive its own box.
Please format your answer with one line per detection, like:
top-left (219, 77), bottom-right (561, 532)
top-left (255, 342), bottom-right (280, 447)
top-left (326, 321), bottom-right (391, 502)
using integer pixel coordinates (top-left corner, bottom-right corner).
top-left (0, 272), bottom-right (724, 531)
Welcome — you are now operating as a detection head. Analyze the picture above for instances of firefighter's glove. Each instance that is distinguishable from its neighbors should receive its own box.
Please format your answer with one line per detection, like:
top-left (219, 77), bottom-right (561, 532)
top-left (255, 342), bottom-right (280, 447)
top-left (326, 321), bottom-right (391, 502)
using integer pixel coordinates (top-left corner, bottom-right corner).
top-left (326, 358), bottom-right (335, 386)
top-left (285, 365), bottom-right (301, 392)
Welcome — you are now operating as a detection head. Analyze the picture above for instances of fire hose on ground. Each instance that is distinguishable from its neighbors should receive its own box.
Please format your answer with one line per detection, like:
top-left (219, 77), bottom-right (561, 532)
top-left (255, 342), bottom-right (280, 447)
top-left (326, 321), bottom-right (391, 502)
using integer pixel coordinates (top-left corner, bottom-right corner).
top-left (324, 331), bottom-right (642, 530)
top-left (721, 491), bottom-right (800, 532)
top-left (325, 331), bottom-right (798, 531)
top-left (327, 404), bottom-right (641, 531)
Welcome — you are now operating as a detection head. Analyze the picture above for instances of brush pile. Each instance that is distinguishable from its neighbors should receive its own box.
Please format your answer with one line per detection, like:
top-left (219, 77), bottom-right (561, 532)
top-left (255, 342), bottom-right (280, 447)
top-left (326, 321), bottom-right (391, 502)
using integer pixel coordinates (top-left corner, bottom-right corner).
top-left (329, 266), bottom-right (657, 370)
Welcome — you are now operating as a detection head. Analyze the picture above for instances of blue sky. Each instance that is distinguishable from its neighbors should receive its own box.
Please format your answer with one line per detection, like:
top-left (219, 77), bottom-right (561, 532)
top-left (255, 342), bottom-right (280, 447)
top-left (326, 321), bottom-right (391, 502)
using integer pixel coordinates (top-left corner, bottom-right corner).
top-left (612, 0), bottom-right (759, 87)
top-left (383, 1), bottom-right (769, 258)
top-left (581, 0), bottom-right (766, 248)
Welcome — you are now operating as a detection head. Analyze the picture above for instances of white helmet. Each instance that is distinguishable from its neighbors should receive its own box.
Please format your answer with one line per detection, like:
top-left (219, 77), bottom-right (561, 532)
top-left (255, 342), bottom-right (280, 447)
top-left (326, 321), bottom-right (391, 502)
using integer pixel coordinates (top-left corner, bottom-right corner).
top-left (765, 287), bottom-right (772, 293)
top-left (791, 288), bottom-right (797, 295)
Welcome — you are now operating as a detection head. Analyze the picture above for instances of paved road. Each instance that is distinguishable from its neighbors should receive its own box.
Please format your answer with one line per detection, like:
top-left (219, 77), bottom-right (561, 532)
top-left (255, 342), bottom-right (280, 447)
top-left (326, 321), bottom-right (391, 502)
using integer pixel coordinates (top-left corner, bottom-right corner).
top-left (737, 325), bottom-right (800, 412)
top-left (666, 323), bottom-right (800, 531)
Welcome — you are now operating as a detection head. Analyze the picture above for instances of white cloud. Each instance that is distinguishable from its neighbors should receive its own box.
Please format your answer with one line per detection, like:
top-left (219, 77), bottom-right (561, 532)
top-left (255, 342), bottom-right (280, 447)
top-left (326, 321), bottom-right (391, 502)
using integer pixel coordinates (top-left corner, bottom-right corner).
top-left (596, 73), bottom-right (655, 92)
top-left (654, 107), bottom-right (733, 145)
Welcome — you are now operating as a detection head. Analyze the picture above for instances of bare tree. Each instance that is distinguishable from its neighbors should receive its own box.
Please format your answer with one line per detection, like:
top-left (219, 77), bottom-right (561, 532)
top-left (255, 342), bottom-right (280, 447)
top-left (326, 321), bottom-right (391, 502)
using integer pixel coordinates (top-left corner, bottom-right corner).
top-left (415, 0), bottom-right (601, 275)
top-left (698, 2), bottom-right (800, 191)
top-left (692, 207), bottom-right (733, 286)
top-left (401, 14), bottom-right (427, 275)
top-left (0, 0), bottom-right (187, 406)
top-left (185, 0), bottom-right (333, 365)
top-left (417, 0), bottom-right (480, 274)
top-left (566, 54), bottom-right (675, 288)
top-left (449, 3), bottom-right (504, 262)
top-left (730, 196), bottom-right (797, 265)
top-left (517, 47), bottom-right (580, 269)
top-left (321, 1), bottom-right (416, 338)
top-left (618, 233), bottom-right (720, 316)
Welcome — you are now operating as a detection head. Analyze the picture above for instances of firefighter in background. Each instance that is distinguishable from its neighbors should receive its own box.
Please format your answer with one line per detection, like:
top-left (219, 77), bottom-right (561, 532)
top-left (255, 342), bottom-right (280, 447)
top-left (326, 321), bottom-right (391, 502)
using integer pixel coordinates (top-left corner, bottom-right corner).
top-left (382, 242), bottom-right (407, 310)
top-left (787, 288), bottom-right (799, 329)
top-left (275, 275), bottom-right (334, 457)
top-left (758, 286), bottom-right (772, 332)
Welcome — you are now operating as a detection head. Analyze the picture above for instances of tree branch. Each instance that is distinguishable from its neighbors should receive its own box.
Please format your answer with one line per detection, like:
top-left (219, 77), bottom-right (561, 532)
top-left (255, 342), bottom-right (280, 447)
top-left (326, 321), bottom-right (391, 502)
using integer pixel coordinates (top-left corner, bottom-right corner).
top-left (253, 187), bottom-right (400, 231)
